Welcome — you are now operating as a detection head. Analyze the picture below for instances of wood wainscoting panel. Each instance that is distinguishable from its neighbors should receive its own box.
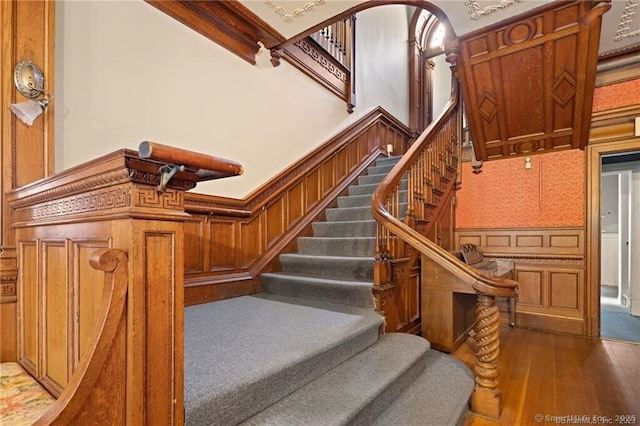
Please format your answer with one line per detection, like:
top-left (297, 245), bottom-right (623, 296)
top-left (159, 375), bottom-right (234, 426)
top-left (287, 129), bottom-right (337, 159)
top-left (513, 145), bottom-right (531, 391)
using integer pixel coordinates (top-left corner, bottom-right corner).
top-left (455, 227), bottom-right (586, 335)
top-left (184, 219), bottom-right (205, 274)
top-left (514, 268), bottom-right (544, 307)
top-left (41, 241), bottom-right (69, 396)
top-left (143, 231), bottom-right (179, 425)
top-left (549, 269), bottom-right (582, 311)
top-left (266, 197), bottom-right (286, 249)
top-left (73, 240), bottom-right (111, 365)
top-left (240, 216), bottom-right (262, 269)
top-left (209, 219), bottom-right (236, 272)
top-left (18, 241), bottom-right (38, 376)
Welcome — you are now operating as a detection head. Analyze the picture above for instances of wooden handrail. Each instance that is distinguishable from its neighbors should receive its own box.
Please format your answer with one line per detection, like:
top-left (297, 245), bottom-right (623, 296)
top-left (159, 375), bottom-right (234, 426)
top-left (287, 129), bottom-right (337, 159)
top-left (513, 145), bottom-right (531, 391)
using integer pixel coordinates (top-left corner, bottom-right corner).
top-left (34, 248), bottom-right (128, 425)
top-left (371, 65), bottom-right (517, 420)
top-left (139, 141), bottom-right (244, 178)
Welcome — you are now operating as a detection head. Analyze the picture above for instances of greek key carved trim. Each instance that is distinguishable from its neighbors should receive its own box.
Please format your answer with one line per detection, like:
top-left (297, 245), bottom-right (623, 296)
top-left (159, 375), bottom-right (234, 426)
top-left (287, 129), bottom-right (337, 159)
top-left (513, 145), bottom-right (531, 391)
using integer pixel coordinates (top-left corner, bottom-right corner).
top-left (134, 188), bottom-right (184, 210)
top-left (14, 187), bottom-right (132, 222)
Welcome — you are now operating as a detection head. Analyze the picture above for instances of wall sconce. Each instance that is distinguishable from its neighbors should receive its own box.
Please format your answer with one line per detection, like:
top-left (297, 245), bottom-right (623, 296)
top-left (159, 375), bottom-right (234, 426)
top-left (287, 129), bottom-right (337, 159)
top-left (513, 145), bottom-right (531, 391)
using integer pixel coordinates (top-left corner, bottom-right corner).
top-left (10, 60), bottom-right (53, 126)
top-left (524, 157), bottom-right (532, 170)
top-left (386, 143), bottom-right (394, 156)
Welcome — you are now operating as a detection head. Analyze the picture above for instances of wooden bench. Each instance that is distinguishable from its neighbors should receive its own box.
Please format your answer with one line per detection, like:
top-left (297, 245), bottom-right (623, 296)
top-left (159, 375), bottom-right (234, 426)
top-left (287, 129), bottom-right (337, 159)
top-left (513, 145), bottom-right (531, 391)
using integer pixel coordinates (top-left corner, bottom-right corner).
top-left (0, 249), bottom-right (128, 425)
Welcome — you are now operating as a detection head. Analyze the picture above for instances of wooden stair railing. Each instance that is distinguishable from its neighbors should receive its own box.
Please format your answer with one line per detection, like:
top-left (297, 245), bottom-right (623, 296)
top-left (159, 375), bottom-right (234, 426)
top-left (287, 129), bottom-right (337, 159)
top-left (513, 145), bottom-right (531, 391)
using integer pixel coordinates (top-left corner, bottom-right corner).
top-left (35, 248), bottom-right (128, 425)
top-left (371, 53), bottom-right (518, 420)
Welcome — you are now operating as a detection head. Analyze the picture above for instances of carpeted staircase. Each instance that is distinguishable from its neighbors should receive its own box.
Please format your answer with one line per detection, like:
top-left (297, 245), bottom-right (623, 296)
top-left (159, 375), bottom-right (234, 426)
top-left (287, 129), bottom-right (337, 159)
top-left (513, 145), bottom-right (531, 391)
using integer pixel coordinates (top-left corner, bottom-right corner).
top-left (184, 156), bottom-right (474, 425)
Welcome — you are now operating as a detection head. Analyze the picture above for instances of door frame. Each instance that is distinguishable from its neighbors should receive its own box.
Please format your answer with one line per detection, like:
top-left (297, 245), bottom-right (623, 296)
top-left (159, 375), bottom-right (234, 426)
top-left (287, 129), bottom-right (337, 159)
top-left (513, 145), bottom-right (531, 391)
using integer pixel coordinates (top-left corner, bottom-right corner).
top-left (586, 138), bottom-right (640, 337)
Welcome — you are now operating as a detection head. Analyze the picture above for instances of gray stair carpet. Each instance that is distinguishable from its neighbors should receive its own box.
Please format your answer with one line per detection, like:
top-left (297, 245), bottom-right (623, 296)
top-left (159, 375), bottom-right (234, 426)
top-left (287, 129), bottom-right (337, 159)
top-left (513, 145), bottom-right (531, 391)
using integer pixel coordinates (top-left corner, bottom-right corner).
top-left (184, 156), bottom-right (474, 425)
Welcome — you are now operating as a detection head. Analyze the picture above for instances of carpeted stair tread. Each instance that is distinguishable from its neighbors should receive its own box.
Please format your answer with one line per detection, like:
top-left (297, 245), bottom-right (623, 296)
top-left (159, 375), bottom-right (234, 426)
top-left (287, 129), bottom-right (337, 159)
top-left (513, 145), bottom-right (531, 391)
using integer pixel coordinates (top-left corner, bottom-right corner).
top-left (279, 253), bottom-right (374, 281)
top-left (184, 293), bottom-right (384, 426)
top-left (312, 220), bottom-right (376, 237)
top-left (370, 349), bottom-right (475, 426)
top-left (261, 272), bottom-right (375, 308)
top-left (297, 236), bottom-right (376, 256)
top-left (240, 333), bottom-right (431, 426)
top-left (349, 180), bottom-right (408, 196)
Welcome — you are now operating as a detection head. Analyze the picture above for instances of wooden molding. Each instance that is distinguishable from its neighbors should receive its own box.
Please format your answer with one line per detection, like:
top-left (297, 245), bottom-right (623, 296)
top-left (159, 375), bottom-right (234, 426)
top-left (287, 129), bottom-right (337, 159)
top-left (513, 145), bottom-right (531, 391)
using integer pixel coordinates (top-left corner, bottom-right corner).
top-left (589, 105), bottom-right (640, 143)
top-left (144, 0), bottom-right (285, 65)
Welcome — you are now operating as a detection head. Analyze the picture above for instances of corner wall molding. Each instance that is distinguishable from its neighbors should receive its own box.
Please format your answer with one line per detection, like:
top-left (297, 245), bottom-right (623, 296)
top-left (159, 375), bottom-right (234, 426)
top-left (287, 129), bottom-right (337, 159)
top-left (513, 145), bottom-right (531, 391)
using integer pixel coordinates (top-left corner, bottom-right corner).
top-left (615, 0), bottom-right (640, 42)
top-left (464, 0), bottom-right (523, 20)
top-left (265, 0), bottom-right (327, 23)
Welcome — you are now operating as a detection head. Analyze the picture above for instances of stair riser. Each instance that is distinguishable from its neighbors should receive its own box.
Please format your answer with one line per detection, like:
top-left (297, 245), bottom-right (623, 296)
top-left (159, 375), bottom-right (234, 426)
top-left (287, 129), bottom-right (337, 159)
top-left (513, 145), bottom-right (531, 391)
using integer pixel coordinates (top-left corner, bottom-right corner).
top-left (297, 237), bottom-right (376, 256)
top-left (261, 274), bottom-right (374, 308)
top-left (312, 221), bottom-right (377, 237)
top-left (326, 206), bottom-right (373, 222)
top-left (338, 191), bottom-right (407, 208)
top-left (280, 255), bottom-right (374, 281)
top-left (358, 173), bottom-right (387, 186)
top-left (349, 180), bottom-right (407, 196)
top-left (326, 203), bottom-right (406, 222)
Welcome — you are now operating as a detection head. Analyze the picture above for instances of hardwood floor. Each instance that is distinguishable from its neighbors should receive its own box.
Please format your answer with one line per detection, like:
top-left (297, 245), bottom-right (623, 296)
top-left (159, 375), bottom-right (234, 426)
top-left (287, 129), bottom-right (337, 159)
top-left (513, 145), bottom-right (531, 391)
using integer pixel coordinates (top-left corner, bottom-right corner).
top-left (453, 326), bottom-right (640, 425)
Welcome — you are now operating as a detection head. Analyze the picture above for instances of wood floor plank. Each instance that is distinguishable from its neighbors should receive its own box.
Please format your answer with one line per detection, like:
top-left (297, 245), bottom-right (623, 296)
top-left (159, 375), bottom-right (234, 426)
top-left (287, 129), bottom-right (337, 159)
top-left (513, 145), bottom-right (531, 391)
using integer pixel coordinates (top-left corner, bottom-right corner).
top-left (456, 327), bottom-right (640, 425)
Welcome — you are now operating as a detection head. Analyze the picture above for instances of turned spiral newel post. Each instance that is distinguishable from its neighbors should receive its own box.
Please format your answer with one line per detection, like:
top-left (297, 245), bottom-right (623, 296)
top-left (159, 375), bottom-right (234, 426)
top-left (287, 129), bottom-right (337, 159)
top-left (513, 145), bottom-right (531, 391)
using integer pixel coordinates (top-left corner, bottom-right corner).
top-left (471, 291), bottom-right (504, 420)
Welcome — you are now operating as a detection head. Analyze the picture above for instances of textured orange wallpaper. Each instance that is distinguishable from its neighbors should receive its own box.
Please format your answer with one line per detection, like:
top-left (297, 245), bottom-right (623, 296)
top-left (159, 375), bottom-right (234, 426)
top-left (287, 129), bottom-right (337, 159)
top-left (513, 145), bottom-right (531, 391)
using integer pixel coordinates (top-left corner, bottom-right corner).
top-left (455, 149), bottom-right (585, 228)
top-left (592, 79), bottom-right (640, 112)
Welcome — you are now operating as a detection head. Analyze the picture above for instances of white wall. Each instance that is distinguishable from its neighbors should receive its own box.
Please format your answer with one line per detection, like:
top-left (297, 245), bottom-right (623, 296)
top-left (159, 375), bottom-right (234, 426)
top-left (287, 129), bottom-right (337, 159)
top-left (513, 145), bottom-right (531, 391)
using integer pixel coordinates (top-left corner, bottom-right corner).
top-left (55, 1), bottom-right (410, 198)
top-left (603, 161), bottom-right (640, 316)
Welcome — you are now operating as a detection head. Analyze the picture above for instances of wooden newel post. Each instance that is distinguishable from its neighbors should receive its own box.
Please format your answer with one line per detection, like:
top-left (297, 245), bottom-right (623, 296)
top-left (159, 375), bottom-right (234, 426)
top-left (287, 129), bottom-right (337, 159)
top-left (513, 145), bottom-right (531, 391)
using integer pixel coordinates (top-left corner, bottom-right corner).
top-left (471, 292), bottom-right (503, 420)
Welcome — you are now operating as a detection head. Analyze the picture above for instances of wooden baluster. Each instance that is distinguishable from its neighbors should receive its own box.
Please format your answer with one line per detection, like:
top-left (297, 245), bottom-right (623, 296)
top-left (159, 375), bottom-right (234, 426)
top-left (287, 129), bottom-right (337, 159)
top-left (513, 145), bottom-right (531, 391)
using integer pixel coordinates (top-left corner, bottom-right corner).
top-left (471, 292), bottom-right (503, 420)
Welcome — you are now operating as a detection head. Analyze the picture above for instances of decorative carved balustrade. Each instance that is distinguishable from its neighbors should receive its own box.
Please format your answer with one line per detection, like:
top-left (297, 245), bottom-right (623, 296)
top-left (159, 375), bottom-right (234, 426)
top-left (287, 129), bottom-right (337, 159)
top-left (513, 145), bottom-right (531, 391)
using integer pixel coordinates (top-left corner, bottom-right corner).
top-left (371, 52), bottom-right (518, 420)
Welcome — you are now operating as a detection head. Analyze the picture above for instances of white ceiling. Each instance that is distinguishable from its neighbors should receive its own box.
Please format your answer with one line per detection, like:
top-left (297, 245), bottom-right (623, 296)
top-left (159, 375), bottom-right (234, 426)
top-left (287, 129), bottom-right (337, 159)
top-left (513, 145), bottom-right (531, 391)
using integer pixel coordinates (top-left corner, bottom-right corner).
top-left (239, 0), bottom-right (640, 58)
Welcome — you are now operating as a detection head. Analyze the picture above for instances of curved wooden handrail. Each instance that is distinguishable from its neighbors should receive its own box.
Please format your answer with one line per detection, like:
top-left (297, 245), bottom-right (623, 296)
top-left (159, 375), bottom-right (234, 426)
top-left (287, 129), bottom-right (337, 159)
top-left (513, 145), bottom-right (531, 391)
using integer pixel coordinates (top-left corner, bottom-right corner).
top-left (34, 248), bottom-right (128, 425)
top-left (371, 82), bottom-right (517, 299)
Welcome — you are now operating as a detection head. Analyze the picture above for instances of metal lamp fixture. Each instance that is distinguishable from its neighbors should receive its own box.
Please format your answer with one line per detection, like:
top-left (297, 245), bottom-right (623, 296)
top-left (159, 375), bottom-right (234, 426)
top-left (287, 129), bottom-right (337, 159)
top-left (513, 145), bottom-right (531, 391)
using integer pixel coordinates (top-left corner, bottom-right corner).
top-left (10, 60), bottom-right (54, 126)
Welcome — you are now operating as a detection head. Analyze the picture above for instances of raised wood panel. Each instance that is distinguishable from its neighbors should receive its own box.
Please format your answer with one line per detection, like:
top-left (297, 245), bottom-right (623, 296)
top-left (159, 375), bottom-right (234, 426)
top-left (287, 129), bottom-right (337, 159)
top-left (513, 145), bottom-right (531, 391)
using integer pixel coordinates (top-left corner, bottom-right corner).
top-left (265, 197), bottom-right (286, 249)
top-left (485, 235), bottom-right (510, 247)
top-left (516, 235), bottom-right (544, 248)
top-left (321, 158), bottom-right (335, 196)
top-left (74, 240), bottom-right (110, 365)
top-left (143, 232), bottom-right (178, 425)
top-left (184, 219), bottom-right (205, 273)
top-left (18, 241), bottom-right (38, 376)
top-left (0, 302), bottom-right (17, 360)
top-left (240, 217), bottom-right (262, 268)
top-left (287, 181), bottom-right (305, 227)
top-left (549, 270), bottom-right (581, 310)
top-left (457, 1), bottom-right (608, 160)
top-left (42, 241), bottom-right (68, 396)
top-left (516, 269), bottom-right (544, 307)
top-left (305, 167), bottom-right (321, 210)
top-left (210, 220), bottom-right (235, 272)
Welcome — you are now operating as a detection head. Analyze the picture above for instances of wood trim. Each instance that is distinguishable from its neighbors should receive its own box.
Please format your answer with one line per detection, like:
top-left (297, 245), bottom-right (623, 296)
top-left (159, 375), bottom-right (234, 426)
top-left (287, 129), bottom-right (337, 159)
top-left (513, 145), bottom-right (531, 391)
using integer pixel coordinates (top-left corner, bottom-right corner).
top-left (1, 0), bottom-right (56, 363)
top-left (281, 37), bottom-right (350, 103)
top-left (586, 138), bottom-right (640, 338)
top-left (144, 0), bottom-right (284, 65)
top-left (183, 107), bottom-right (414, 305)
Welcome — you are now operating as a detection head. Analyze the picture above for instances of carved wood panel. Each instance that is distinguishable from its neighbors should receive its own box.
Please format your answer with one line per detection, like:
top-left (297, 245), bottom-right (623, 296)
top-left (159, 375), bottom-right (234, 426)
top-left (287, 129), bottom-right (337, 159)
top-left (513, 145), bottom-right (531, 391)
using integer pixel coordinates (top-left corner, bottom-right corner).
top-left (457, 1), bottom-right (609, 160)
